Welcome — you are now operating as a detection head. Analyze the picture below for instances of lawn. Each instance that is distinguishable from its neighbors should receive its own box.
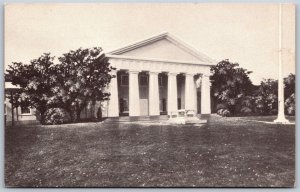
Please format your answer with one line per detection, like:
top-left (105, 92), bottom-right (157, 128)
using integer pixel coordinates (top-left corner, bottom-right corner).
top-left (5, 115), bottom-right (295, 187)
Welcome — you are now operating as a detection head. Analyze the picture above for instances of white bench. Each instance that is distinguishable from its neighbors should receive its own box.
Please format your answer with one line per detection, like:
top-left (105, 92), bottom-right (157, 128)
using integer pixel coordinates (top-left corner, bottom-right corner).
top-left (167, 109), bottom-right (198, 124)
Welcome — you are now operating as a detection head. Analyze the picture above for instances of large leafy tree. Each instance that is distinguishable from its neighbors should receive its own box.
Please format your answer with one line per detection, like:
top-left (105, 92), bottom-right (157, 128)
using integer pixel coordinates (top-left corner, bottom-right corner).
top-left (210, 59), bottom-right (254, 115)
top-left (53, 47), bottom-right (115, 122)
top-left (6, 53), bottom-right (57, 124)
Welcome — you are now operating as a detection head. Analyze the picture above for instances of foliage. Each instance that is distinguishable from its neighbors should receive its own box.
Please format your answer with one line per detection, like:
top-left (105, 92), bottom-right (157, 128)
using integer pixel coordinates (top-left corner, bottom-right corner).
top-left (253, 79), bottom-right (278, 115)
top-left (217, 109), bottom-right (231, 117)
top-left (6, 53), bottom-right (57, 124)
top-left (253, 74), bottom-right (295, 116)
top-left (240, 107), bottom-right (252, 115)
top-left (284, 73), bottom-right (295, 99)
top-left (216, 103), bottom-right (228, 111)
top-left (210, 59), bottom-right (254, 116)
top-left (238, 96), bottom-right (255, 116)
top-left (53, 47), bottom-right (115, 122)
top-left (285, 93), bottom-right (295, 116)
top-left (6, 47), bottom-right (115, 124)
top-left (44, 108), bottom-right (69, 125)
top-left (210, 60), bottom-right (295, 117)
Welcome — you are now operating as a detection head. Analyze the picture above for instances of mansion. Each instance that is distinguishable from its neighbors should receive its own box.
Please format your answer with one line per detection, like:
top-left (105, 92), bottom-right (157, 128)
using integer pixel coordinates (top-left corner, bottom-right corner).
top-left (5, 32), bottom-right (216, 123)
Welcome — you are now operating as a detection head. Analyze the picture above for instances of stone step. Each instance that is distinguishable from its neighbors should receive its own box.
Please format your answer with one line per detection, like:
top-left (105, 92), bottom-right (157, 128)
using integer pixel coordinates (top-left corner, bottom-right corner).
top-left (103, 115), bottom-right (208, 124)
top-left (103, 115), bottom-right (169, 123)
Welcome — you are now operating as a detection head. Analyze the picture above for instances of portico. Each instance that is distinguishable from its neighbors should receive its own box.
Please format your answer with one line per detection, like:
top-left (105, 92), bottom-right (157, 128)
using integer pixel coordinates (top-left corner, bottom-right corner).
top-left (103, 32), bottom-right (215, 117)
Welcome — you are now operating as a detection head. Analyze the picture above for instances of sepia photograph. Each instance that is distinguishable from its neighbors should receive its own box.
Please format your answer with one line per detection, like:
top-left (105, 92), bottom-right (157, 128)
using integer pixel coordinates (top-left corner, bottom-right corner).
top-left (4, 3), bottom-right (295, 187)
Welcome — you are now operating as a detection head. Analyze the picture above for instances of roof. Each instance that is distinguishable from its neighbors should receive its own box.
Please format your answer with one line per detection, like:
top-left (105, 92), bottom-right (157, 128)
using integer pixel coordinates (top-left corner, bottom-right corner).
top-left (5, 82), bottom-right (20, 89)
top-left (107, 32), bottom-right (216, 65)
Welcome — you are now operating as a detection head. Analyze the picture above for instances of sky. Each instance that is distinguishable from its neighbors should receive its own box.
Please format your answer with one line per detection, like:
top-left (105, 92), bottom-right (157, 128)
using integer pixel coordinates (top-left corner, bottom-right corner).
top-left (5, 3), bottom-right (295, 85)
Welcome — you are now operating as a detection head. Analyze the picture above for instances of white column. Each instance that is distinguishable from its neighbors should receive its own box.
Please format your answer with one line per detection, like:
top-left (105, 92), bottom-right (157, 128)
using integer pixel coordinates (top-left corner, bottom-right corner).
top-left (107, 70), bottom-right (119, 117)
top-left (274, 4), bottom-right (289, 123)
top-left (149, 72), bottom-right (160, 116)
top-left (185, 73), bottom-right (196, 111)
top-left (201, 75), bottom-right (211, 114)
top-left (129, 71), bottom-right (140, 116)
top-left (167, 72), bottom-right (178, 115)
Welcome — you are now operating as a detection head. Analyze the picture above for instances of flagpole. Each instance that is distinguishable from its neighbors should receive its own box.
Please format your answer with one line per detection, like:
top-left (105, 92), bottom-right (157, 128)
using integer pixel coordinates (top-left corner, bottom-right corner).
top-left (274, 3), bottom-right (289, 124)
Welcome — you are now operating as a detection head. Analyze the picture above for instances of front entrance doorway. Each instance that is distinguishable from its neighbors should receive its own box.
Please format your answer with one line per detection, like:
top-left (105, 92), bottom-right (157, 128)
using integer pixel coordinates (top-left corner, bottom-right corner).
top-left (140, 99), bottom-right (149, 116)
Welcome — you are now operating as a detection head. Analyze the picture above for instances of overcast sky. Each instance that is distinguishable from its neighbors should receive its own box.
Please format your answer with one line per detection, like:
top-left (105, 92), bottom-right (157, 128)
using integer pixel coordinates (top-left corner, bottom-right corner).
top-left (5, 3), bottom-right (295, 85)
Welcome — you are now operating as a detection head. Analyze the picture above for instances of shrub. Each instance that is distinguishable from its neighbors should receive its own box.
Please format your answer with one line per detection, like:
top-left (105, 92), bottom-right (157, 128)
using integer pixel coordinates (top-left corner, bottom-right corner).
top-left (240, 106), bottom-right (252, 116)
top-left (287, 105), bottom-right (295, 116)
top-left (45, 108), bottom-right (69, 125)
top-left (216, 103), bottom-right (227, 111)
top-left (217, 109), bottom-right (231, 117)
top-left (285, 93), bottom-right (295, 115)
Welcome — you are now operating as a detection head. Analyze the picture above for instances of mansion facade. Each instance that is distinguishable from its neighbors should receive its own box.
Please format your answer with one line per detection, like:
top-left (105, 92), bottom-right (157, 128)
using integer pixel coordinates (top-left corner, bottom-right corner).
top-left (5, 32), bottom-right (215, 123)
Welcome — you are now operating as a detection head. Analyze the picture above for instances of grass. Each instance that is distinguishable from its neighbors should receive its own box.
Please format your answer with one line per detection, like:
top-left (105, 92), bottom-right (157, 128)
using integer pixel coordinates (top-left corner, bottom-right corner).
top-left (5, 115), bottom-right (295, 187)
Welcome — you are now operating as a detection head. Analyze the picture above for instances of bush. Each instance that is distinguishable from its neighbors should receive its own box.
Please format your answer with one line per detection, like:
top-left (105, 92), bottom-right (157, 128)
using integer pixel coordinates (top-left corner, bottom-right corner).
top-left (45, 108), bottom-right (69, 125)
top-left (287, 105), bottom-right (295, 116)
top-left (240, 106), bottom-right (252, 116)
top-left (285, 93), bottom-right (295, 115)
top-left (216, 103), bottom-right (227, 111)
top-left (217, 109), bottom-right (231, 117)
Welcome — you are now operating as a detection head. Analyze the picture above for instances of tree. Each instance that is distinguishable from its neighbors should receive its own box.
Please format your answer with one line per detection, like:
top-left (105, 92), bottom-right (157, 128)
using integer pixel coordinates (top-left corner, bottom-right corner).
top-left (284, 73), bottom-right (295, 115)
top-left (254, 79), bottom-right (278, 115)
top-left (53, 47), bottom-right (115, 122)
top-left (210, 59), bottom-right (254, 115)
top-left (6, 53), bottom-right (57, 124)
top-left (284, 73), bottom-right (295, 99)
top-left (253, 74), bottom-right (295, 116)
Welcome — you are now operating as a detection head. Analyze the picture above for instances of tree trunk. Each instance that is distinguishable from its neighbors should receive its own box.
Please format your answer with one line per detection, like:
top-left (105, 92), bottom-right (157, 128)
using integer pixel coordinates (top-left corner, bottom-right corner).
top-left (40, 111), bottom-right (46, 125)
top-left (97, 106), bottom-right (102, 121)
top-left (76, 109), bottom-right (81, 122)
top-left (65, 108), bottom-right (75, 123)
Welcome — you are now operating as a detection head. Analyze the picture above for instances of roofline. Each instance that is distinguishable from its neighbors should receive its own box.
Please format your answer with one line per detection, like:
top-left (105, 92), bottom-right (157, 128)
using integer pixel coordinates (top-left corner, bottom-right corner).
top-left (107, 54), bottom-right (216, 67)
top-left (165, 33), bottom-right (216, 64)
top-left (106, 32), bottom-right (216, 64)
top-left (107, 32), bottom-right (169, 55)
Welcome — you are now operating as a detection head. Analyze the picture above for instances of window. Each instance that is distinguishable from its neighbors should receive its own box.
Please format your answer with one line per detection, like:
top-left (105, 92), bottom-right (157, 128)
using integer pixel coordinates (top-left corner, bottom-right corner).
top-left (121, 75), bottom-right (129, 86)
top-left (21, 106), bottom-right (31, 115)
top-left (160, 98), bottom-right (166, 112)
top-left (139, 75), bottom-right (148, 86)
top-left (159, 76), bottom-right (163, 87)
top-left (119, 98), bottom-right (129, 112)
top-left (178, 98), bottom-right (181, 109)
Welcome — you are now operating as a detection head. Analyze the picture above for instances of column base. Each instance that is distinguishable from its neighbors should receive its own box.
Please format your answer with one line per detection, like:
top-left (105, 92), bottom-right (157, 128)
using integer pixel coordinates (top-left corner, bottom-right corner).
top-left (273, 117), bottom-right (290, 124)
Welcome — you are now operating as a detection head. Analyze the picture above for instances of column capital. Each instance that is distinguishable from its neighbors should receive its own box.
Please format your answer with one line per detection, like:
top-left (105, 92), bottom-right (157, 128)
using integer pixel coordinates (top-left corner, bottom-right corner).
top-left (202, 73), bottom-right (211, 78)
top-left (128, 70), bottom-right (140, 74)
top-left (184, 73), bottom-right (195, 77)
top-left (149, 71), bottom-right (160, 75)
top-left (202, 75), bottom-right (210, 79)
top-left (167, 72), bottom-right (178, 76)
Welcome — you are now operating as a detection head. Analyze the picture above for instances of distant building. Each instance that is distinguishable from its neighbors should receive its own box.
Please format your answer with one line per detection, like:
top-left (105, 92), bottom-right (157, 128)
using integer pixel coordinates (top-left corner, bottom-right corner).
top-left (5, 82), bottom-right (37, 125)
top-left (5, 32), bottom-right (215, 124)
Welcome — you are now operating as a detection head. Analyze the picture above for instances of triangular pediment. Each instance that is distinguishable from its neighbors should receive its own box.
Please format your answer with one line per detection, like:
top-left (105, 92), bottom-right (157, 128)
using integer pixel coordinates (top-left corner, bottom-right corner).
top-left (107, 33), bottom-right (215, 65)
